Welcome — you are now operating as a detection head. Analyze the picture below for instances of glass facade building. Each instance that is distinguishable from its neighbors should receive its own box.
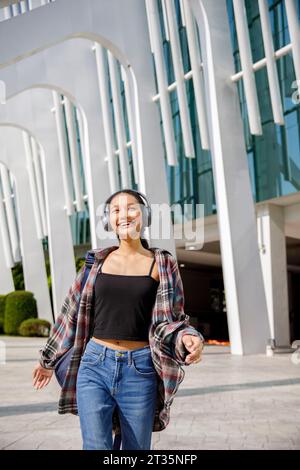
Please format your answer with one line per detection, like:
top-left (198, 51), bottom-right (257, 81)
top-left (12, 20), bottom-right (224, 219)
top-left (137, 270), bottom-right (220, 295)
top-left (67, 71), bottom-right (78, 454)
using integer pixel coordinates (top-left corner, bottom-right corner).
top-left (68, 0), bottom-right (300, 245)
top-left (161, 0), bottom-right (300, 221)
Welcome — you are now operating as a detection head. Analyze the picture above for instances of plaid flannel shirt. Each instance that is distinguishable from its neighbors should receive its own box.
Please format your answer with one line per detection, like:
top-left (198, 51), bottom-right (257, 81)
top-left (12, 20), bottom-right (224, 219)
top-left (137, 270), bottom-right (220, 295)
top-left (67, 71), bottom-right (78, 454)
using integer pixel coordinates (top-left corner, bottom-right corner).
top-left (38, 245), bottom-right (205, 434)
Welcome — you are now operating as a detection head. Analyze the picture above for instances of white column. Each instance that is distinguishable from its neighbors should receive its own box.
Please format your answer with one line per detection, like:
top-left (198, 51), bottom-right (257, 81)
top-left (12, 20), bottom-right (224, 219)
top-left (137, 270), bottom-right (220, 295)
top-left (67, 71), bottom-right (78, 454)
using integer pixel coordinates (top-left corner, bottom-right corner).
top-left (165, 0), bottom-right (195, 158)
top-left (183, 0), bottom-right (210, 150)
top-left (257, 204), bottom-right (290, 347)
top-left (0, 168), bottom-right (15, 291)
top-left (22, 130), bottom-right (44, 239)
top-left (0, 235), bottom-right (15, 294)
top-left (63, 96), bottom-right (85, 212)
top-left (232, 0), bottom-right (262, 135)
top-left (107, 51), bottom-right (131, 188)
top-left (145, 0), bottom-right (178, 166)
top-left (52, 90), bottom-right (74, 216)
top-left (0, 164), bottom-right (21, 262)
top-left (31, 138), bottom-right (48, 237)
top-left (258, 0), bottom-right (284, 125)
top-left (285, 0), bottom-right (300, 83)
top-left (121, 65), bottom-right (140, 186)
top-left (190, 0), bottom-right (271, 354)
top-left (93, 43), bottom-right (118, 192)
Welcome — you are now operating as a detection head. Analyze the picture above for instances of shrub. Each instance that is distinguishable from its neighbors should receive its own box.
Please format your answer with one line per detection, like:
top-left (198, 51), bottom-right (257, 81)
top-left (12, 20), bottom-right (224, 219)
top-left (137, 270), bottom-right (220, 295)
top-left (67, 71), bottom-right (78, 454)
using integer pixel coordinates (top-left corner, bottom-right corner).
top-left (76, 257), bottom-right (85, 272)
top-left (11, 263), bottom-right (24, 290)
top-left (19, 318), bottom-right (51, 337)
top-left (0, 295), bottom-right (7, 333)
top-left (4, 291), bottom-right (38, 336)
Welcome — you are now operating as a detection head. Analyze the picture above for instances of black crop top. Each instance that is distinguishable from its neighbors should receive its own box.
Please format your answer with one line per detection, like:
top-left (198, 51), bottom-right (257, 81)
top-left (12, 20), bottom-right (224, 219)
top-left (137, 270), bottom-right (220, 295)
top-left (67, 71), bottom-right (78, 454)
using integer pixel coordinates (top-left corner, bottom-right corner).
top-left (92, 255), bottom-right (160, 341)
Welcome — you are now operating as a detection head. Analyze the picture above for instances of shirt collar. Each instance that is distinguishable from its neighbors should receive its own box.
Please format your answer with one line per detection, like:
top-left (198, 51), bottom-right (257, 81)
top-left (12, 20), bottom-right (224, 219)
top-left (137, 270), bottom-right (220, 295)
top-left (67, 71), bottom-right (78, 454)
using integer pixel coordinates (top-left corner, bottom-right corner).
top-left (93, 244), bottom-right (161, 261)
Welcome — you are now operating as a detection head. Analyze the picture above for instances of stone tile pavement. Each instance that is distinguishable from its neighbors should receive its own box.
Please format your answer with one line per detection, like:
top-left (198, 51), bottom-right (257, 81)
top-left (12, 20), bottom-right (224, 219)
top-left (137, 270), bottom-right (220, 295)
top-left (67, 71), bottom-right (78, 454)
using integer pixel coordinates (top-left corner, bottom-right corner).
top-left (0, 335), bottom-right (300, 450)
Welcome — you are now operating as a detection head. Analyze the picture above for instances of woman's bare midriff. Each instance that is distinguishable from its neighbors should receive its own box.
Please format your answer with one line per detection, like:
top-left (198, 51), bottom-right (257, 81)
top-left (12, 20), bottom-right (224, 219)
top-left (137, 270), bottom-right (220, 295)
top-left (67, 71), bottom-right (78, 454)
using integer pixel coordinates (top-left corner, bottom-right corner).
top-left (91, 337), bottom-right (149, 351)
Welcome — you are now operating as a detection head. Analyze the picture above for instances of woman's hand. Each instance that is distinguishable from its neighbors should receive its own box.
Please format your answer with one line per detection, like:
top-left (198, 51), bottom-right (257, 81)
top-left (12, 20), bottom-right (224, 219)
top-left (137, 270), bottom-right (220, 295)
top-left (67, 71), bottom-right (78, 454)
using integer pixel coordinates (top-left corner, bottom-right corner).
top-left (182, 335), bottom-right (204, 365)
top-left (32, 363), bottom-right (54, 389)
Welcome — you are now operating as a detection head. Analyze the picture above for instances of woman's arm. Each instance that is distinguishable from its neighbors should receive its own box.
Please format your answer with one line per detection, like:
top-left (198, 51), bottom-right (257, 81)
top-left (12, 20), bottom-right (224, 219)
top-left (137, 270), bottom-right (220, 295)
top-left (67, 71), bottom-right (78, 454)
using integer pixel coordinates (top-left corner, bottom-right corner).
top-left (167, 252), bottom-right (205, 365)
top-left (38, 261), bottom-right (87, 369)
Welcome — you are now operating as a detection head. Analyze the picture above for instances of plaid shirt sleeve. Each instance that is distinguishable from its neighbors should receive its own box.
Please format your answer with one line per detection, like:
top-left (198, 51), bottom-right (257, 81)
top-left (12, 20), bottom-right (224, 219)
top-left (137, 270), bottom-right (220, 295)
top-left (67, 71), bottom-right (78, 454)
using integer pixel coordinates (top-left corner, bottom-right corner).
top-left (38, 262), bottom-right (87, 369)
top-left (168, 254), bottom-right (205, 365)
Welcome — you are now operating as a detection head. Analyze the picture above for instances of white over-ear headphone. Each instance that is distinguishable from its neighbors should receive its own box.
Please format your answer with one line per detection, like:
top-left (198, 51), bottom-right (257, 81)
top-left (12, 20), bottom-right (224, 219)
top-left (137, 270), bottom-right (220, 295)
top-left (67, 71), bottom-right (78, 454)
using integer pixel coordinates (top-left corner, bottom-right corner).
top-left (101, 189), bottom-right (151, 232)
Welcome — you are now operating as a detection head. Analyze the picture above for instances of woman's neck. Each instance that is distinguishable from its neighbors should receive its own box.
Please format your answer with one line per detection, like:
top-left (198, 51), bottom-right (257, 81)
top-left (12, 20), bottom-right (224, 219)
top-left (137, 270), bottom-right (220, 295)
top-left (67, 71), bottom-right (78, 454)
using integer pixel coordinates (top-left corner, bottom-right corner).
top-left (117, 238), bottom-right (148, 257)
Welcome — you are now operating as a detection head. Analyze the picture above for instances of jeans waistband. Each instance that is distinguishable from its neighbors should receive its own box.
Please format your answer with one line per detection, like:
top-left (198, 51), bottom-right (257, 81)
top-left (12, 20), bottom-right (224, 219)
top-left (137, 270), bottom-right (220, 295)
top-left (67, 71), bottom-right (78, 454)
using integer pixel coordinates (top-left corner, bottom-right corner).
top-left (86, 338), bottom-right (151, 363)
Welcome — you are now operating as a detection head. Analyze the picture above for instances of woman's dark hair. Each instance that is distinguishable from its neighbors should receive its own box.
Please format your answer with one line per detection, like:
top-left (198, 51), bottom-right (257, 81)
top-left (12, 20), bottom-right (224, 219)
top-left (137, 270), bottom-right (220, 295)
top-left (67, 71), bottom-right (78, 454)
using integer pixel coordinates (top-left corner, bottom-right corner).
top-left (105, 189), bottom-right (150, 250)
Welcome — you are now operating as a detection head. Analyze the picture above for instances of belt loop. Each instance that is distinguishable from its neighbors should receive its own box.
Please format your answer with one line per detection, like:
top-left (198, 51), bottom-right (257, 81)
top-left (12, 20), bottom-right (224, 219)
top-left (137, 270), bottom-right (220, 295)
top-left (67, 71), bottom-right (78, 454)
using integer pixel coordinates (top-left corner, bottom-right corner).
top-left (128, 349), bottom-right (132, 366)
top-left (102, 345), bottom-right (107, 361)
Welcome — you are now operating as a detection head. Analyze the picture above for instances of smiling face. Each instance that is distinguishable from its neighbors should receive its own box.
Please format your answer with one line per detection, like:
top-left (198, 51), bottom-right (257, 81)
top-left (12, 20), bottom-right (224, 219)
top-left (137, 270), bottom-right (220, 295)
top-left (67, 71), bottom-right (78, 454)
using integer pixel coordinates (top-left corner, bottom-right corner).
top-left (108, 192), bottom-right (144, 240)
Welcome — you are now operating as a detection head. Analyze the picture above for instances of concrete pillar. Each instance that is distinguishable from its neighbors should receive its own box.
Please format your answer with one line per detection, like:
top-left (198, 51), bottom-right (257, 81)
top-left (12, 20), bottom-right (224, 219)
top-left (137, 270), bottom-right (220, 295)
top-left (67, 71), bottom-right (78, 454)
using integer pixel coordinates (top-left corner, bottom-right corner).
top-left (0, 247), bottom-right (14, 294)
top-left (190, 0), bottom-right (271, 354)
top-left (257, 203), bottom-right (290, 347)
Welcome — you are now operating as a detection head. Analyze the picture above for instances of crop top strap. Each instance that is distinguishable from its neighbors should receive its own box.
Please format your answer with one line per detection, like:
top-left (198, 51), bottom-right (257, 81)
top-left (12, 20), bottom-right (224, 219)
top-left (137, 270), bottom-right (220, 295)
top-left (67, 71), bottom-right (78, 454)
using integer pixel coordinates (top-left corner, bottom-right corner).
top-left (148, 257), bottom-right (156, 276)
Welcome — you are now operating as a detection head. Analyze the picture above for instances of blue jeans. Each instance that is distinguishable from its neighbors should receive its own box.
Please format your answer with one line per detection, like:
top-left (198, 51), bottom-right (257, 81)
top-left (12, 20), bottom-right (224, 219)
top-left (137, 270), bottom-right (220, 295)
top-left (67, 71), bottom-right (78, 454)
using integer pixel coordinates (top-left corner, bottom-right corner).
top-left (76, 338), bottom-right (158, 450)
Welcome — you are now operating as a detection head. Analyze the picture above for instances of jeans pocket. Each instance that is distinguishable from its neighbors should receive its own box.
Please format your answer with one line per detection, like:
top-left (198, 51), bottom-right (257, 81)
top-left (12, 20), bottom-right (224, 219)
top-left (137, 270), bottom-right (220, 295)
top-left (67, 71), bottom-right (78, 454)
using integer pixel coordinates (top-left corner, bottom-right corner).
top-left (81, 349), bottom-right (103, 366)
top-left (132, 354), bottom-right (157, 376)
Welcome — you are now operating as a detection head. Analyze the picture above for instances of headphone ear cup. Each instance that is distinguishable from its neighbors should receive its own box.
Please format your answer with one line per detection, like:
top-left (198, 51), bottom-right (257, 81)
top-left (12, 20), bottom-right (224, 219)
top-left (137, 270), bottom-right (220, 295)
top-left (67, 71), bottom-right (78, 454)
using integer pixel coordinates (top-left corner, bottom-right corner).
top-left (101, 213), bottom-right (107, 231)
top-left (141, 205), bottom-right (148, 228)
top-left (143, 204), bottom-right (151, 227)
top-left (138, 191), bottom-right (151, 228)
top-left (106, 215), bottom-right (113, 231)
top-left (101, 207), bottom-right (111, 231)
top-left (147, 206), bottom-right (151, 227)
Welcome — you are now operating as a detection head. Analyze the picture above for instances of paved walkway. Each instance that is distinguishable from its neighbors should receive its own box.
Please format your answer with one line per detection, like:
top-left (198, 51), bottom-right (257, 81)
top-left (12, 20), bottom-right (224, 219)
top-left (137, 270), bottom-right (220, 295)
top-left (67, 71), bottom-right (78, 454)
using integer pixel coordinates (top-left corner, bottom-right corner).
top-left (0, 335), bottom-right (299, 450)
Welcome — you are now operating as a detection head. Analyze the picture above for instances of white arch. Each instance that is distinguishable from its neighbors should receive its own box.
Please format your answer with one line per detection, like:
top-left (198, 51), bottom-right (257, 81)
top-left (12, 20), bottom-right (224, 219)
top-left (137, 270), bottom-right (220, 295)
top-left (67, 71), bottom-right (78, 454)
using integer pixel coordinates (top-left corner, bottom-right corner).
top-left (0, 38), bottom-right (114, 250)
top-left (0, 126), bottom-right (52, 322)
top-left (0, 88), bottom-right (77, 319)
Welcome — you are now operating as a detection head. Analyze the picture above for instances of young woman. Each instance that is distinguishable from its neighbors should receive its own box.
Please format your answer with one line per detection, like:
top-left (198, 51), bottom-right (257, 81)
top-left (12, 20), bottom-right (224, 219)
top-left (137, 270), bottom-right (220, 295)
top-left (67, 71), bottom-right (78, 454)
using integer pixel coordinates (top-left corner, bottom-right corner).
top-left (32, 189), bottom-right (204, 450)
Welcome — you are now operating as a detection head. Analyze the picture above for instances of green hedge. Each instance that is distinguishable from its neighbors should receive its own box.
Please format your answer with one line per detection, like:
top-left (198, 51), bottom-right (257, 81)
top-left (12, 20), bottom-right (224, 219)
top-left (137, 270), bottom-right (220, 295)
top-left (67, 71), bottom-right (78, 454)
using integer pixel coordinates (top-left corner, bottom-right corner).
top-left (2, 254), bottom-right (85, 336)
top-left (11, 263), bottom-right (25, 290)
top-left (4, 291), bottom-right (37, 335)
top-left (0, 295), bottom-right (7, 333)
top-left (12, 256), bottom-right (85, 293)
top-left (19, 318), bottom-right (51, 337)
top-left (76, 257), bottom-right (85, 272)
